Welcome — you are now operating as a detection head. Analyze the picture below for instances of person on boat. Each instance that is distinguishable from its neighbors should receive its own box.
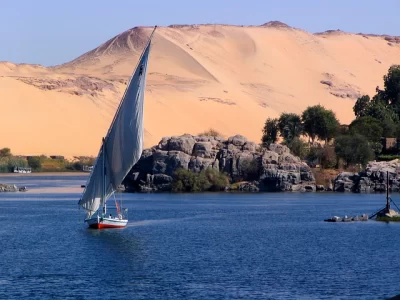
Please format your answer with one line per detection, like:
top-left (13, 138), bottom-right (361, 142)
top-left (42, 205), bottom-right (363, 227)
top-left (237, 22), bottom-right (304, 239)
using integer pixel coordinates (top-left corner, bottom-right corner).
top-left (109, 213), bottom-right (112, 218)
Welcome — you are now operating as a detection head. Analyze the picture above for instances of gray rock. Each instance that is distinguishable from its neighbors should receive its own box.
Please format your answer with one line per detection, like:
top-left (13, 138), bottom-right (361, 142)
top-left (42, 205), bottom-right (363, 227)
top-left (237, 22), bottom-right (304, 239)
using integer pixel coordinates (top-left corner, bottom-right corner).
top-left (238, 182), bottom-right (260, 192)
top-left (188, 157), bottom-right (215, 173)
top-left (0, 184), bottom-right (18, 192)
top-left (279, 153), bottom-right (300, 164)
top-left (243, 141), bottom-right (257, 152)
top-left (158, 136), bottom-right (170, 150)
top-left (167, 135), bottom-right (196, 155)
top-left (268, 143), bottom-right (290, 155)
top-left (124, 136), bottom-right (315, 193)
top-left (193, 142), bottom-right (213, 158)
top-left (228, 134), bottom-right (247, 147)
top-left (262, 151), bottom-right (279, 165)
top-left (334, 160), bottom-right (400, 193)
top-left (302, 185), bottom-right (316, 192)
top-left (166, 151), bottom-right (191, 175)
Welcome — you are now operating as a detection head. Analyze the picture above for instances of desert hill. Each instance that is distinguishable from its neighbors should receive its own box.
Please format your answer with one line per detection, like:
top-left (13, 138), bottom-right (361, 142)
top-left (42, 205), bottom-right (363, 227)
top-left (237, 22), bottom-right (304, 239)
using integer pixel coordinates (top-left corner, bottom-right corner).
top-left (1, 22), bottom-right (400, 156)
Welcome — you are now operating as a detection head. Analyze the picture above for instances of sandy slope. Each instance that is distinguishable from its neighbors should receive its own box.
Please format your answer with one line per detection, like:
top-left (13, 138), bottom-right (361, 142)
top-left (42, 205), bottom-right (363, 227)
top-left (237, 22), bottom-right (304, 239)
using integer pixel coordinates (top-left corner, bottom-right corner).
top-left (1, 23), bottom-right (400, 156)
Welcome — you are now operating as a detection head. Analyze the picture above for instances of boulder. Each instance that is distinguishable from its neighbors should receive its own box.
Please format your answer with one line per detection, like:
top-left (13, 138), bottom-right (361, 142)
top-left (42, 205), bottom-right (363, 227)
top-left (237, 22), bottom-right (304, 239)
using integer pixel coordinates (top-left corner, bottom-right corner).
top-left (167, 135), bottom-right (196, 155)
top-left (188, 157), bottom-right (215, 173)
top-left (243, 141), bottom-right (257, 152)
top-left (238, 182), bottom-right (260, 192)
top-left (262, 151), bottom-right (279, 165)
top-left (193, 142), bottom-right (213, 158)
top-left (268, 143), bottom-right (290, 155)
top-left (228, 135), bottom-right (247, 147)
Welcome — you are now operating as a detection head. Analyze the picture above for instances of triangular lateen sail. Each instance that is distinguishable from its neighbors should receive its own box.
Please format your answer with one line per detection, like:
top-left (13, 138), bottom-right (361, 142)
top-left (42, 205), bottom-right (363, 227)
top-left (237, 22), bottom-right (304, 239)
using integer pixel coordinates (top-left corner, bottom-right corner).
top-left (78, 32), bottom-right (153, 216)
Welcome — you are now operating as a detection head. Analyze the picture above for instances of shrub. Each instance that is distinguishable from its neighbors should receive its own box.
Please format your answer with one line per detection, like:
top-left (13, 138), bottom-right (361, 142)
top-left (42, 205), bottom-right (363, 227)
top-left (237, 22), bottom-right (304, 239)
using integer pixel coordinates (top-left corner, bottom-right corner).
top-left (27, 156), bottom-right (42, 171)
top-left (319, 146), bottom-right (337, 169)
top-left (377, 155), bottom-right (400, 161)
top-left (286, 138), bottom-right (308, 159)
top-left (198, 128), bottom-right (222, 137)
top-left (172, 168), bottom-right (229, 192)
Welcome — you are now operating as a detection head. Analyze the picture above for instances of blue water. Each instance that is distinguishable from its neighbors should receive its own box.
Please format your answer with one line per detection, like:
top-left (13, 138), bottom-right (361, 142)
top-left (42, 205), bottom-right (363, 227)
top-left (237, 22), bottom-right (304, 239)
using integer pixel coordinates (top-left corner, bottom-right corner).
top-left (0, 175), bottom-right (399, 299)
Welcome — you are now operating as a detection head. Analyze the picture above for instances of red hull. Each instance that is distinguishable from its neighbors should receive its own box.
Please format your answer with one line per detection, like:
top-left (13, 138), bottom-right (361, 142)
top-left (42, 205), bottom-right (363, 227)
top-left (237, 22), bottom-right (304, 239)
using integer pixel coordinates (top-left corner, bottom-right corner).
top-left (89, 223), bottom-right (126, 229)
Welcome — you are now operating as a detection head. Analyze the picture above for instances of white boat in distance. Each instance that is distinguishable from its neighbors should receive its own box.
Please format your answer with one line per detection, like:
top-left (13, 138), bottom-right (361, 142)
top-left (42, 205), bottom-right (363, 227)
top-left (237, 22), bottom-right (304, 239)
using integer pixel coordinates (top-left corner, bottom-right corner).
top-left (78, 26), bottom-right (156, 229)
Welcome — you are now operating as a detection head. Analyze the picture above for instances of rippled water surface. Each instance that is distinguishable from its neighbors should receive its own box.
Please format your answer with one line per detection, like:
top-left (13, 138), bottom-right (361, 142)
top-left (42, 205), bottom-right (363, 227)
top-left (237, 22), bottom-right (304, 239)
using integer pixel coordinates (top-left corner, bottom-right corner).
top-left (0, 175), bottom-right (399, 299)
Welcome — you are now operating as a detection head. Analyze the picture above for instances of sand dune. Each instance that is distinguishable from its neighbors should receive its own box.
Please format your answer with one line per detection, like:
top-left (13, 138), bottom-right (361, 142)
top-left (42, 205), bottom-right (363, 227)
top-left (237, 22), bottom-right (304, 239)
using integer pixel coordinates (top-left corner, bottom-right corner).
top-left (1, 22), bottom-right (400, 156)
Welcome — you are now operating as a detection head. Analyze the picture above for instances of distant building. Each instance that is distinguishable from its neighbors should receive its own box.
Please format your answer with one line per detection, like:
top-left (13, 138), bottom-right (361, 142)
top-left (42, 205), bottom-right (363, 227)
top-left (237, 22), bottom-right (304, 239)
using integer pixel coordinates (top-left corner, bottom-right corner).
top-left (82, 165), bottom-right (93, 172)
top-left (381, 137), bottom-right (399, 151)
top-left (50, 155), bottom-right (65, 160)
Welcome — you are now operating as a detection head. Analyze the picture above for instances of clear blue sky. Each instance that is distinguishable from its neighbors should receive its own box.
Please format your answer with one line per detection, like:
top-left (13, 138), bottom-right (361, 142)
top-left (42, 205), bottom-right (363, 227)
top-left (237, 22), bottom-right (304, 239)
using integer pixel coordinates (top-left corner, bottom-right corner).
top-left (1, 0), bottom-right (399, 66)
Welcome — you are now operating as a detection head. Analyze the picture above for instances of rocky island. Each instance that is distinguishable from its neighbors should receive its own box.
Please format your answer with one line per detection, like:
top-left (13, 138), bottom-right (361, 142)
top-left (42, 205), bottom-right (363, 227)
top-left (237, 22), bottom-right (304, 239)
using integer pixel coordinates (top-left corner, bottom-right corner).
top-left (123, 134), bottom-right (316, 192)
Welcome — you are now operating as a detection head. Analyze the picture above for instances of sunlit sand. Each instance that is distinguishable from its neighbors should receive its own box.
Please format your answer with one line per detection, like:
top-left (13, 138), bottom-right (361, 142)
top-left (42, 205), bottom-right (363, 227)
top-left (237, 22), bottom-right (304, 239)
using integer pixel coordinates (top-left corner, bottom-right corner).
top-left (1, 24), bottom-right (400, 156)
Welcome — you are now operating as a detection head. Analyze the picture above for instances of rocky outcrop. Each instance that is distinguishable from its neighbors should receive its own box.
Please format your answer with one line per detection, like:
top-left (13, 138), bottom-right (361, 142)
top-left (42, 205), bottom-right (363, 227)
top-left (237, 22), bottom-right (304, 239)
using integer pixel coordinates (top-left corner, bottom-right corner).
top-left (333, 160), bottom-right (400, 192)
top-left (124, 134), bottom-right (315, 192)
top-left (0, 184), bottom-right (18, 192)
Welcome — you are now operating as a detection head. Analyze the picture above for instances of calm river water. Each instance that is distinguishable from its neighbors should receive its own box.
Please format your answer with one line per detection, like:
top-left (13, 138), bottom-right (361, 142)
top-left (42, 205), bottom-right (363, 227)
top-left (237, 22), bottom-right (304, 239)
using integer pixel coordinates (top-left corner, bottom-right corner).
top-left (0, 174), bottom-right (399, 299)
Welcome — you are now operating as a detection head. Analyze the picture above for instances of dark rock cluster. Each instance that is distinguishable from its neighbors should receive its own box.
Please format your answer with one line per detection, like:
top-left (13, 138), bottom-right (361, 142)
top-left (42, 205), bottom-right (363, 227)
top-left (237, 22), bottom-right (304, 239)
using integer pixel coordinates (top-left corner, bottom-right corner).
top-left (124, 134), bottom-right (315, 192)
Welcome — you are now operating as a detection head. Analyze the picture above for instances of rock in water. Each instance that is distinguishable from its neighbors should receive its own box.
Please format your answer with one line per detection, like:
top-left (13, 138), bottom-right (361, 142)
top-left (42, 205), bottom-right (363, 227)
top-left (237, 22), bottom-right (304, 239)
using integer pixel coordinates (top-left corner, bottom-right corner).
top-left (0, 184), bottom-right (18, 192)
top-left (334, 159), bottom-right (400, 192)
top-left (124, 134), bottom-right (315, 192)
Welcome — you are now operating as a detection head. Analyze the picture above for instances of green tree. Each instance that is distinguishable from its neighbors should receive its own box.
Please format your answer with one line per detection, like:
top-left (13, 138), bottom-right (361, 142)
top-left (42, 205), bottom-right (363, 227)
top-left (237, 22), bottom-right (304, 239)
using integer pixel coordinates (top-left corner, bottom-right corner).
top-left (349, 116), bottom-right (384, 153)
top-left (0, 148), bottom-right (11, 158)
top-left (334, 134), bottom-right (373, 167)
top-left (302, 105), bottom-right (322, 142)
top-left (302, 105), bottom-right (339, 143)
top-left (365, 96), bottom-right (398, 122)
top-left (262, 118), bottom-right (279, 146)
top-left (383, 65), bottom-right (400, 106)
top-left (353, 95), bottom-right (370, 118)
top-left (320, 109), bottom-right (340, 143)
top-left (349, 116), bottom-right (383, 143)
top-left (277, 113), bottom-right (302, 143)
top-left (27, 156), bottom-right (42, 171)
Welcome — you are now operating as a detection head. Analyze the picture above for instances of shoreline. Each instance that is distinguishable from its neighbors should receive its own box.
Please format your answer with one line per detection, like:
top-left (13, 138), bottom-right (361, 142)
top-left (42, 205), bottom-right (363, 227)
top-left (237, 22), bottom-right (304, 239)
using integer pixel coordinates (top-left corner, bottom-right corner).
top-left (0, 172), bottom-right (89, 177)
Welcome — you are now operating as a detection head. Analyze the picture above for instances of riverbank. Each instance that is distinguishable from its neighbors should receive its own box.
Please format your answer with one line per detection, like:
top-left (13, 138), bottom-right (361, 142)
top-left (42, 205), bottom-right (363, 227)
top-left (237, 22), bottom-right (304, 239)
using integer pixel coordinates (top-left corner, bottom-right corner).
top-left (0, 172), bottom-right (89, 177)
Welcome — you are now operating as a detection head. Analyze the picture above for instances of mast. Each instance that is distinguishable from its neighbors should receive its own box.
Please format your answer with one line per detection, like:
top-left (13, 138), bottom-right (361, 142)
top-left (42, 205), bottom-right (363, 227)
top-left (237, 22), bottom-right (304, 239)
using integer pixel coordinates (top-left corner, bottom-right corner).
top-left (386, 170), bottom-right (390, 212)
top-left (102, 137), bottom-right (107, 215)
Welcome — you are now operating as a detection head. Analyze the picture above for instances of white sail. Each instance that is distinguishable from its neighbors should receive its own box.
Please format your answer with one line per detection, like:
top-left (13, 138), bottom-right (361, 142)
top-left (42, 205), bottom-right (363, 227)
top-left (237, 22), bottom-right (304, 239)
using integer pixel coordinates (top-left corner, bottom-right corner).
top-left (79, 151), bottom-right (104, 216)
top-left (105, 43), bottom-right (150, 194)
top-left (79, 37), bottom-right (152, 214)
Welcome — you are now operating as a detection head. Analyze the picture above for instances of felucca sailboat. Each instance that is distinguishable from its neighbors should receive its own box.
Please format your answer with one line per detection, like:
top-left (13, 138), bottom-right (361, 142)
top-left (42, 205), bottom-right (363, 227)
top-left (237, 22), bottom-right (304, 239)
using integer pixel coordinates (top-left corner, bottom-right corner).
top-left (78, 26), bottom-right (156, 229)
